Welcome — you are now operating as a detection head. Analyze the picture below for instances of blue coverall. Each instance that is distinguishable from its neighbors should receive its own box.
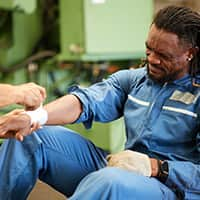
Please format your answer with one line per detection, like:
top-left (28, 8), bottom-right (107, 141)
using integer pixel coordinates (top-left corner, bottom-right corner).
top-left (0, 67), bottom-right (199, 199)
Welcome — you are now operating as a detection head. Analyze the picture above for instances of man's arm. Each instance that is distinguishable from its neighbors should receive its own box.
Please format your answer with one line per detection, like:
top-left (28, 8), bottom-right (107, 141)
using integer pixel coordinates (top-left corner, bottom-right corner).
top-left (44, 94), bottom-right (82, 125)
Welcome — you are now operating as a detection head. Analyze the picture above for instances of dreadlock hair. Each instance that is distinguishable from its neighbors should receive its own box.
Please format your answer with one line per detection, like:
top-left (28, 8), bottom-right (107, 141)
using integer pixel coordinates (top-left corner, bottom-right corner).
top-left (152, 5), bottom-right (200, 83)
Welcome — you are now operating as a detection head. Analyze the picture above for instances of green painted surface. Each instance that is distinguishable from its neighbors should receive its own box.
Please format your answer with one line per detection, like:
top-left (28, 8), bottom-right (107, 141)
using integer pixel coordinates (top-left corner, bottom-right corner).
top-left (0, 2), bottom-right (42, 67)
top-left (81, 52), bottom-right (146, 61)
top-left (68, 118), bottom-right (126, 153)
top-left (59, 0), bottom-right (85, 61)
top-left (59, 0), bottom-right (153, 61)
top-left (0, 0), bottom-right (36, 13)
top-left (0, 0), bottom-right (13, 10)
top-left (14, 0), bottom-right (37, 13)
top-left (84, 0), bottom-right (153, 54)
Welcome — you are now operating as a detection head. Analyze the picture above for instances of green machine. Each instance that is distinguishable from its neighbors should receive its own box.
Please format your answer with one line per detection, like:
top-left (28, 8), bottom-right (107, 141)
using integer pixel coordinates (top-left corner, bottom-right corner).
top-left (0, 0), bottom-right (37, 14)
top-left (0, 0), bottom-right (42, 83)
top-left (58, 0), bottom-right (153, 61)
top-left (58, 0), bottom-right (154, 152)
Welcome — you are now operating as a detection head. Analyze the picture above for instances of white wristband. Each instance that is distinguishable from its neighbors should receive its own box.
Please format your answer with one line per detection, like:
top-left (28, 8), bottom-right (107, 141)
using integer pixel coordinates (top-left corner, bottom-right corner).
top-left (25, 106), bottom-right (48, 125)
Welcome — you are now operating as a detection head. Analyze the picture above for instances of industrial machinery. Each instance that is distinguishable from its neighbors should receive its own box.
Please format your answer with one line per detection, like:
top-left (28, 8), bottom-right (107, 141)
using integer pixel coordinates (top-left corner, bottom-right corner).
top-left (0, 0), bottom-right (153, 151)
top-left (59, 0), bottom-right (153, 61)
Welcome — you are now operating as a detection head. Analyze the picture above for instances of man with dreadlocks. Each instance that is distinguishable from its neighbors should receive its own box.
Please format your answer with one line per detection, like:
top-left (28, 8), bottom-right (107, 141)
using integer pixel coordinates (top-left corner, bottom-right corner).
top-left (0, 5), bottom-right (200, 200)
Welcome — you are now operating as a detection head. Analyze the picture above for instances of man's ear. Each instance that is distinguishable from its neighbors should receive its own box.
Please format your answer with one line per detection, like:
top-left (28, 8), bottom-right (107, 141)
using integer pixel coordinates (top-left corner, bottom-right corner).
top-left (189, 46), bottom-right (199, 58)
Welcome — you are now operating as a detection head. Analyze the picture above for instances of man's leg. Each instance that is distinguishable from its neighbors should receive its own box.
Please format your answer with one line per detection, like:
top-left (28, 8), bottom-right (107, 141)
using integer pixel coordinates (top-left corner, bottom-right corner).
top-left (69, 167), bottom-right (177, 200)
top-left (0, 126), bottom-right (107, 200)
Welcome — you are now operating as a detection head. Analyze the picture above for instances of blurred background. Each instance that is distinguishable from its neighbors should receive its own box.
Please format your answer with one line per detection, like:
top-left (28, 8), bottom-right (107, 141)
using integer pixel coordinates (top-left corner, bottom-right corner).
top-left (0, 0), bottom-right (200, 199)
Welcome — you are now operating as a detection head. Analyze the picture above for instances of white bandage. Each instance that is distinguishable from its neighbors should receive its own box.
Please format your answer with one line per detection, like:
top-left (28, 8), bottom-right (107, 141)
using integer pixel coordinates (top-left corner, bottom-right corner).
top-left (107, 150), bottom-right (152, 177)
top-left (25, 106), bottom-right (48, 125)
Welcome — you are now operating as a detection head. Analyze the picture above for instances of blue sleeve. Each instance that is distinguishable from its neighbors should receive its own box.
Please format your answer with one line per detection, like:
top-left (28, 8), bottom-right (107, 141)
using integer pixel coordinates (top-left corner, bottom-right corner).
top-left (69, 69), bottom-right (144, 128)
top-left (165, 132), bottom-right (200, 199)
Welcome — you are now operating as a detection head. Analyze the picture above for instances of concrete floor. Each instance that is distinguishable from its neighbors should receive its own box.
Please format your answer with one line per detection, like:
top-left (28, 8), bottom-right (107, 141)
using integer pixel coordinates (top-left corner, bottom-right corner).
top-left (28, 181), bottom-right (66, 200)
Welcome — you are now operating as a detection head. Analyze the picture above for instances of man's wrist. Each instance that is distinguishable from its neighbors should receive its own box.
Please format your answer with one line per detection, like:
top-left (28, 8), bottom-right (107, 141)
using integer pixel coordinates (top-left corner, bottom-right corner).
top-left (150, 158), bottom-right (160, 177)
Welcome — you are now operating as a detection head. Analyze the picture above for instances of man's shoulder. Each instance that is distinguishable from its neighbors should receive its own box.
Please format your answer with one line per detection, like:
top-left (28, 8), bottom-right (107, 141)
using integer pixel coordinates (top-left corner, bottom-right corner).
top-left (129, 67), bottom-right (147, 77)
top-left (113, 67), bottom-right (147, 80)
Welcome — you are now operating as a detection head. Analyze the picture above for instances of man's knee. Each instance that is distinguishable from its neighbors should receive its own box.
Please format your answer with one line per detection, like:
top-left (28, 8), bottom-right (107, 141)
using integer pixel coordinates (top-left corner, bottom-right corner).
top-left (35, 125), bottom-right (82, 145)
top-left (74, 167), bottom-right (148, 199)
top-left (83, 167), bottom-right (164, 197)
top-left (88, 167), bottom-right (134, 188)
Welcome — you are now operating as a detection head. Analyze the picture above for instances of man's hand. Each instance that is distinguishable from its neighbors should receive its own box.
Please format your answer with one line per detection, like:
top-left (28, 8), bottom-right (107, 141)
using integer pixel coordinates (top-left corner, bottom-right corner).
top-left (107, 150), bottom-right (152, 177)
top-left (13, 83), bottom-right (46, 110)
top-left (0, 109), bottom-right (40, 141)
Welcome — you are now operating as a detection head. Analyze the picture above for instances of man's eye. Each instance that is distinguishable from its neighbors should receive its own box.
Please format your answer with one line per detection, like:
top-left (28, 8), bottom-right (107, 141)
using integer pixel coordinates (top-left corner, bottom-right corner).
top-left (159, 54), bottom-right (170, 60)
top-left (146, 52), bottom-right (150, 57)
top-left (145, 49), bottom-right (151, 56)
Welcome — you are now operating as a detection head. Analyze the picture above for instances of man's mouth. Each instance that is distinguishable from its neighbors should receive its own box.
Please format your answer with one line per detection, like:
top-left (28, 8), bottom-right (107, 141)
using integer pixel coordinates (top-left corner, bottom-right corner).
top-left (148, 64), bottom-right (164, 74)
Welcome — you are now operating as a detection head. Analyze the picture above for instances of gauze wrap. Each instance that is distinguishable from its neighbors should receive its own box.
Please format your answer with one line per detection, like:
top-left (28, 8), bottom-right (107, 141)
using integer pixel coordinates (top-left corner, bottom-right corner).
top-left (25, 106), bottom-right (48, 125)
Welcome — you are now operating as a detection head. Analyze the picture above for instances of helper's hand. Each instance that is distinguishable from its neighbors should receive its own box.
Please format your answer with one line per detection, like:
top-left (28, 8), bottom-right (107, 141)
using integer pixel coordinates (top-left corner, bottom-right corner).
top-left (13, 83), bottom-right (46, 110)
top-left (0, 109), bottom-right (40, 141)
top-left (106, 150), bottom-right (152, 177)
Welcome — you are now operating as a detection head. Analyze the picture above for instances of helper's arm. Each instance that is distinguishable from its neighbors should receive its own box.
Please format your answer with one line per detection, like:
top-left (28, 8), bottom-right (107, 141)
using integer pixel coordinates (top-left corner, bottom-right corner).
top-left (0, 83), bottom-right (46, 110)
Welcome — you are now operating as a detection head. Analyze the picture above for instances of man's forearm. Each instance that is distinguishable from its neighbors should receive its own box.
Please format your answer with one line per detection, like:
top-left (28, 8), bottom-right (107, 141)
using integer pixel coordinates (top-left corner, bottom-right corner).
top-left (44, 94), bottom-right (82, 125)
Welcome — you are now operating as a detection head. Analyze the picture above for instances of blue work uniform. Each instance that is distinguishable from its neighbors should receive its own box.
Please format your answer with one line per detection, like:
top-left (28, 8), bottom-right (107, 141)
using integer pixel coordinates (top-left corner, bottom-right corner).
top-left (0, 67), bottom-right (199, 199)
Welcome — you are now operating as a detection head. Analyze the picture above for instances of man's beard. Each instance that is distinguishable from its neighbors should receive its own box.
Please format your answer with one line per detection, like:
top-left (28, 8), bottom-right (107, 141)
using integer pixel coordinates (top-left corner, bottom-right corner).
top-left (146, 63), bottom-right (178, 84)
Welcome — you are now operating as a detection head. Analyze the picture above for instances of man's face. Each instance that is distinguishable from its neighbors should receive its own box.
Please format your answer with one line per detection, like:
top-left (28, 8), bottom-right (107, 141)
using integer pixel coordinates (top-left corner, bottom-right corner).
top-left (145, 24), bottom-right (191, 83)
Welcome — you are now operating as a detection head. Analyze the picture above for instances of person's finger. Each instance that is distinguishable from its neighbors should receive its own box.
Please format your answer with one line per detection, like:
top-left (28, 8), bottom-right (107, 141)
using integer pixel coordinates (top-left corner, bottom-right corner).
top-left (28, 84), bottom-right (46, 102)
top-left (25, 90), bottom-right (42, 108)
top-left (16, 125), bottom-right (31, 137)
top-left (24, 94), bottom-right (43, 110)
top-left (0, 131), bottom-right (15, 139)
top-left (0, 130), bottom-right (7, 137)
top-left (15, 132), bottom-right (24, 141)
top-left (16, 83), bottom-right (45, 110)
top-left (0, 125), bottom-right (9, 137)
top-left (30, 122), bottom-right (40, 132)
top-left (9, 109), bottom-right (24, 115)
top-left (35, 85), bottom-right (47, 100)
top-left (29, 123), bottom-right (41, 134)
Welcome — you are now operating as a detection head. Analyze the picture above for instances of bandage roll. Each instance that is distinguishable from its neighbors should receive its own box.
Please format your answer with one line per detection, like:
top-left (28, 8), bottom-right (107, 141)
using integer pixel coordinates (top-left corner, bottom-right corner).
top-left (25, 106), bottom-right (48, 125)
